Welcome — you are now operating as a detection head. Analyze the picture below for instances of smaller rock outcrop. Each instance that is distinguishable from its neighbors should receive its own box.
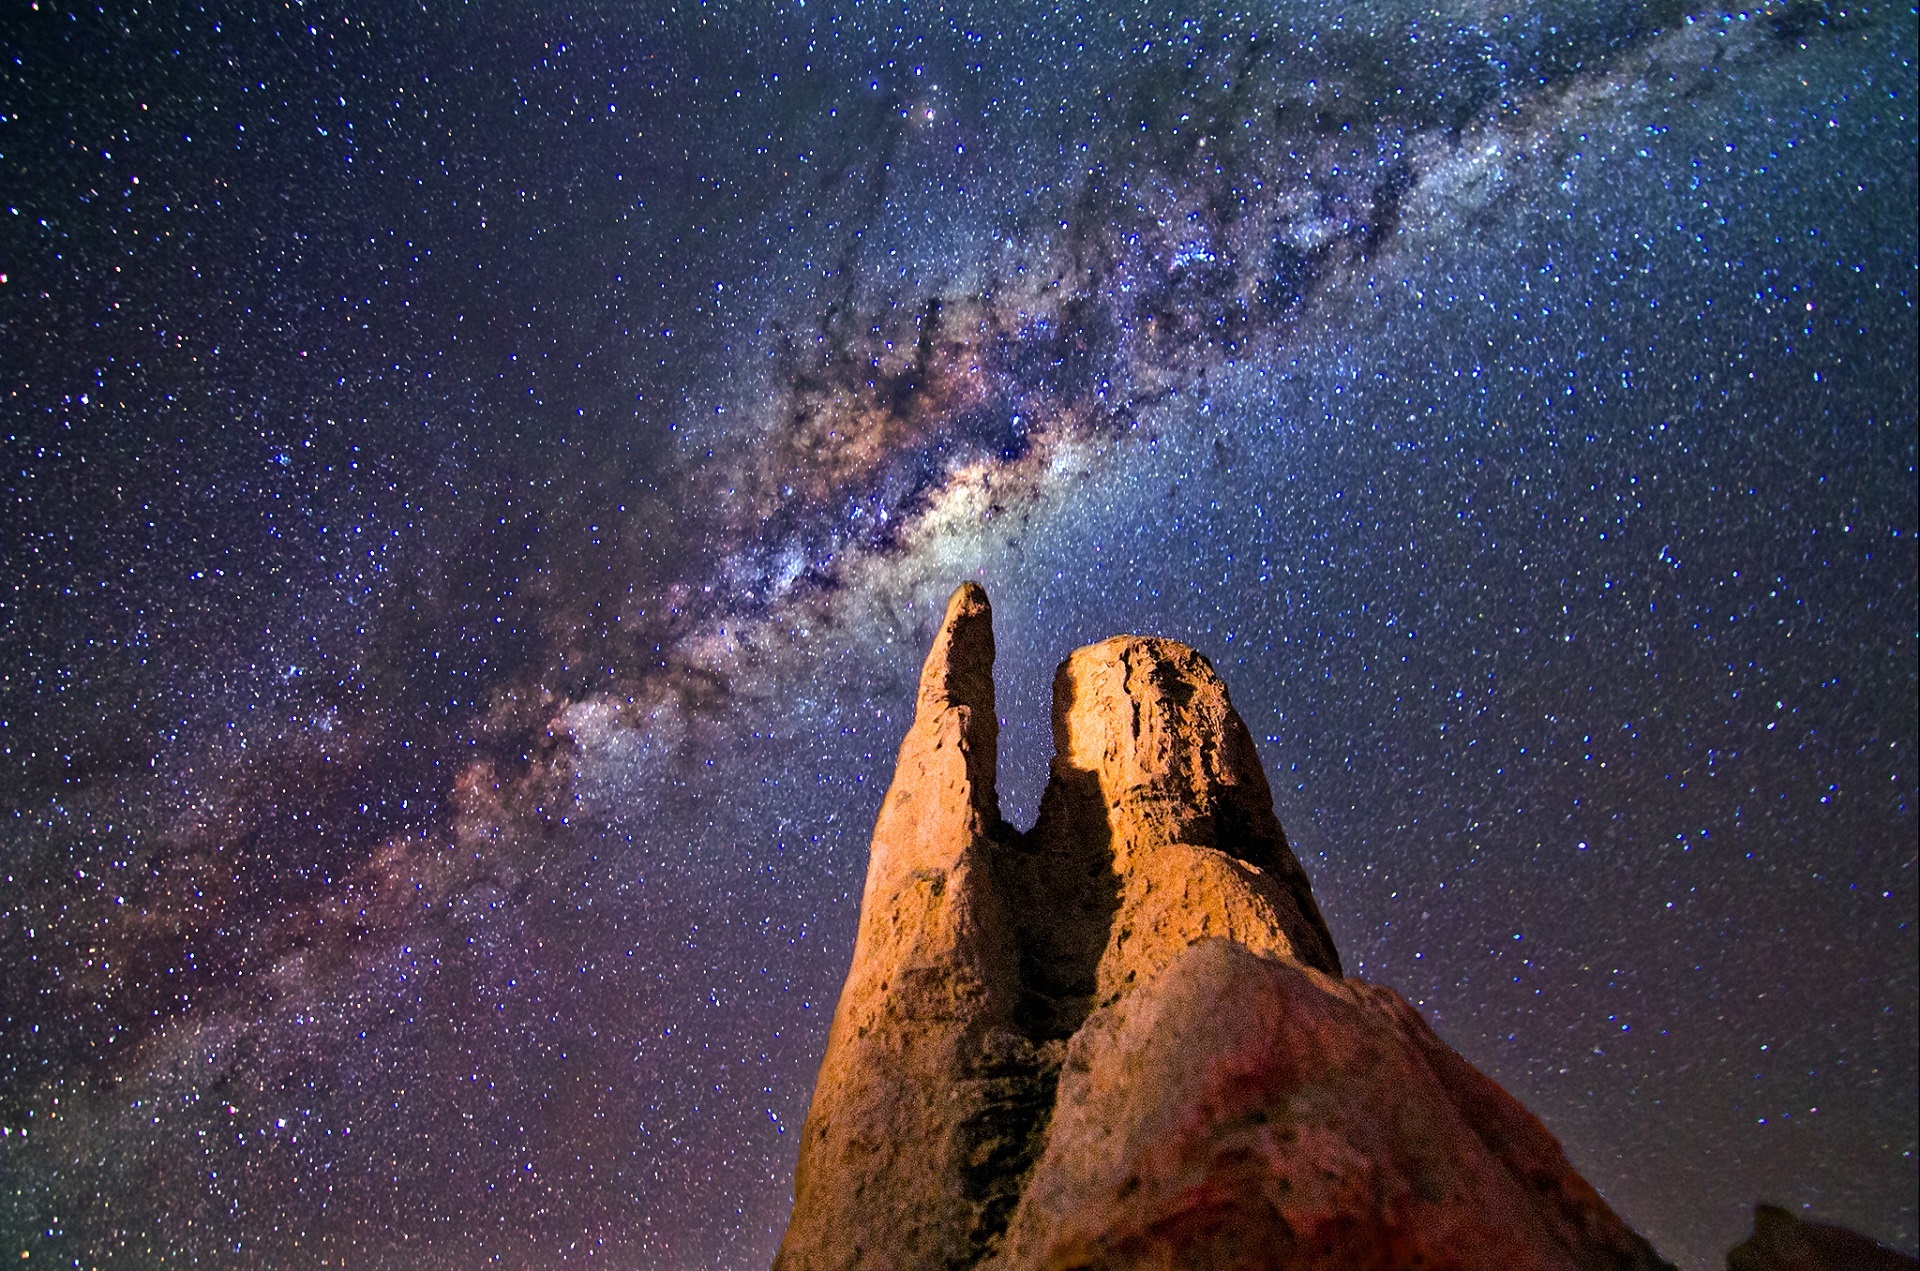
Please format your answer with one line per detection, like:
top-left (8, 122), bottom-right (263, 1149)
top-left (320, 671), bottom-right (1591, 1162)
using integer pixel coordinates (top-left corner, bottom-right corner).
top-left (1726, 1205), bottom-right (1918, 1271)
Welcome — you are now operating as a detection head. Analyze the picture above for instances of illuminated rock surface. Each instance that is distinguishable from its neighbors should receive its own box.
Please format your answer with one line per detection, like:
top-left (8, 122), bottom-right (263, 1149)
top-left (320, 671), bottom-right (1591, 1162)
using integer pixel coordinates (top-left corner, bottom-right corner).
top-left (776, 583), bottom-right (1669, 1271)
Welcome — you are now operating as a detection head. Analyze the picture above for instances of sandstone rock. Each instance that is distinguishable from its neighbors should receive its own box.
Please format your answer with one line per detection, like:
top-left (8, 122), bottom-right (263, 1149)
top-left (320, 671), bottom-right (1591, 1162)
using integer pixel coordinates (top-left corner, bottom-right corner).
top-left (777, 584), bottom-right (1670, 1270)
top-left (984, 939), bottom-right (1666, 1271)
top-left (1003, 634), bottom-right (1342, 1040)
top-left (776, 582), bottom-right (1034, 1270)
top-left (1726, 1205), bottom-right (1918, 1271)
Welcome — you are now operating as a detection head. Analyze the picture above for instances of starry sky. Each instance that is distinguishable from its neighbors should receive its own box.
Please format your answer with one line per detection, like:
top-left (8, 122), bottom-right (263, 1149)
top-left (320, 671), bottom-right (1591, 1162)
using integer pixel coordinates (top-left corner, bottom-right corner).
top-left (1, 2), bottom-right (1914, 1267)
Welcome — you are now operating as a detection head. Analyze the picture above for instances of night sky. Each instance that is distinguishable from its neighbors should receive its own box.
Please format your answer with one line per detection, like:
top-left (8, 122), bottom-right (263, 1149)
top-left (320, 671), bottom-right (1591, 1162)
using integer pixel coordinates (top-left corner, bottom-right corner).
top-left (1, 2), bottom-right (1914, 1267)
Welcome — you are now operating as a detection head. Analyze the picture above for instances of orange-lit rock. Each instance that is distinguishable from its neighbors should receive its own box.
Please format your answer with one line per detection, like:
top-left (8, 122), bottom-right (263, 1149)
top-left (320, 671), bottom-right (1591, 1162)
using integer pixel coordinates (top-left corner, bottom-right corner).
top-left (776, 584), bottom-right (1670, 1271)
top-left (984, 939), bottom-right (1666, 1271)
top-left (776, 582), bottom-right (1036, 1270)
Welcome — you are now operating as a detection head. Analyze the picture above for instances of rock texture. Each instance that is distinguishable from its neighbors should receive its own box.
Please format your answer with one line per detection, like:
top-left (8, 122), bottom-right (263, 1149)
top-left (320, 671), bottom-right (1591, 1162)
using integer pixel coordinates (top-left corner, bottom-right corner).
top-left (776, 584), bottom-right (1670, 1271)
top-left (984, 939), bottom-right (1665, 1271)
top-left (776, 582), bottom-right (1032, 1270)
top-left (1725, 1205), bottom-right (1918, 1271)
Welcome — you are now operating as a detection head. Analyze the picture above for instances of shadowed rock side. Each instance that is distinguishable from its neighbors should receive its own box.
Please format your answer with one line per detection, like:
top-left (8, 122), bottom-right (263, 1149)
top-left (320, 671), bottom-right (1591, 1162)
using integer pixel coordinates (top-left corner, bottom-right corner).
top-left (1726, 1205), bottom-right (1919, 1271)
top-left (777, 584), bottom-right (1670, 1271)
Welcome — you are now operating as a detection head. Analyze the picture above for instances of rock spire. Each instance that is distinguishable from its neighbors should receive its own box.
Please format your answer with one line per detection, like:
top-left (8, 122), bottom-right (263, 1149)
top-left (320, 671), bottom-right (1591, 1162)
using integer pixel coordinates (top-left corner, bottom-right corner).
top-left (776, 583), bottom-right (1670, 1271)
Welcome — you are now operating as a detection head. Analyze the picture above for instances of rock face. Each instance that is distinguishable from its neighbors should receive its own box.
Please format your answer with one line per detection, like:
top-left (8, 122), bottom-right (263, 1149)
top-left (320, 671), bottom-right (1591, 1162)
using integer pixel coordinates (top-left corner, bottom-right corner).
top-left (1725, 1205), bottom-right (1919, 1271)
top-left (775, 581), bottom-right (1031, 1270)
top-left (776, 583), bottom-right (1670, 1271)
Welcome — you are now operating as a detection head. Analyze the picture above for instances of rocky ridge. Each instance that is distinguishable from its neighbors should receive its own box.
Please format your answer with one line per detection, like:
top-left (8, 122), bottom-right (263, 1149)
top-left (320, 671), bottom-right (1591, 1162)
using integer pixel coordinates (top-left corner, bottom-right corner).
top-left (776, 582), bottom-right (1673, 1270)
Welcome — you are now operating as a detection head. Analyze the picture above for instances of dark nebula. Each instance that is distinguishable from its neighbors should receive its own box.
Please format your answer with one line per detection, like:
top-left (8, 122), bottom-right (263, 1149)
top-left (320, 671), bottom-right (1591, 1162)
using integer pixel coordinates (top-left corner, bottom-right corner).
top-left (0, 3), bottom-right (1913, 1268)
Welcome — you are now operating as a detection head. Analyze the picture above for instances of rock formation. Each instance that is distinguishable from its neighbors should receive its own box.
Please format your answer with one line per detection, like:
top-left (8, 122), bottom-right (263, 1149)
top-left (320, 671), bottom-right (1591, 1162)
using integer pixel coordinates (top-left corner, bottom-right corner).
top-left (776, 582), bottom-right (1671, 1270)
top-left (1726, 1205), bottom-right (1918, 1271)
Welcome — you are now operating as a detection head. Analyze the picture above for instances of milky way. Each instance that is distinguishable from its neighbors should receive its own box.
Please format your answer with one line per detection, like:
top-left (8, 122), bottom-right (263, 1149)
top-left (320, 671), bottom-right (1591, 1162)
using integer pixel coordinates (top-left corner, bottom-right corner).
top-left (2, 3), bottom-right (1914, 1267)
